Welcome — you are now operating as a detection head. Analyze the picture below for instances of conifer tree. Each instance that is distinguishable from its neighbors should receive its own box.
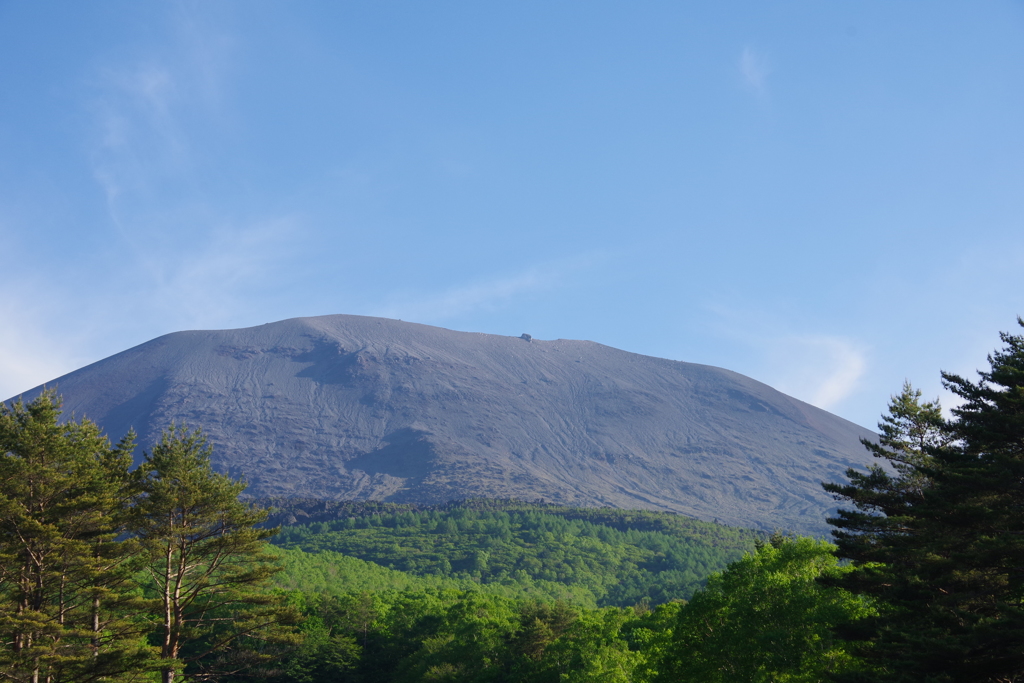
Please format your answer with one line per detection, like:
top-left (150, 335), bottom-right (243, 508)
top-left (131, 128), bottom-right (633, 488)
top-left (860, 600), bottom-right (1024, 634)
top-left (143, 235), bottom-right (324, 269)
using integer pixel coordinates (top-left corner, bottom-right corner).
top-left (915, 323), bottom-right (1024, 681)
top-left (823, 381), bottom-right (946, 577)
top-left (825, 321), bottom-right (1024, 682)
top-left (0, 391), bottom-right (155, 683)
top-left (131, 425), bottom-right (299, 683)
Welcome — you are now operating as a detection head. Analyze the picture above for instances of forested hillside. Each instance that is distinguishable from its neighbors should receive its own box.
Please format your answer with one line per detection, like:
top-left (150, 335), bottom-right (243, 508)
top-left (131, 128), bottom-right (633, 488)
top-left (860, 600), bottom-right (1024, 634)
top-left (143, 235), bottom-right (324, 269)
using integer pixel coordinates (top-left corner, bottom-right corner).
top-left (268, 500), bottom-right (762, 607)
top-left (251, 535), bottom-right (866, 683)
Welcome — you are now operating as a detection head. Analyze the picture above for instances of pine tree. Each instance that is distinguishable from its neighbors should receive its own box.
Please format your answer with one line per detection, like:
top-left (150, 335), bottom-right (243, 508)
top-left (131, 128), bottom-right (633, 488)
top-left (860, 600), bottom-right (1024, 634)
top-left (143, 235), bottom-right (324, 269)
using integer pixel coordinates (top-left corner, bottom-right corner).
top-left (130, 425), bottom-right (299, 683)
top-left (823, 381), bottom-right (946, 578)
top-left (916, 322), bottom-right (1024, 681)
top-left (0, 391), bottom-right (156, 683)
top-left (825, 321), bottom-right (1024, 682)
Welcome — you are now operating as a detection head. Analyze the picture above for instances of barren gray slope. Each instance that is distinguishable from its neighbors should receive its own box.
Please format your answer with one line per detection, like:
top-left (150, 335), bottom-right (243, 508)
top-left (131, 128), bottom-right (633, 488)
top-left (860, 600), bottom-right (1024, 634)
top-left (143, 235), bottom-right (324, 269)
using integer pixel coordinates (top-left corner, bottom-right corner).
top-left (8, 314), bottom-right (875, 535)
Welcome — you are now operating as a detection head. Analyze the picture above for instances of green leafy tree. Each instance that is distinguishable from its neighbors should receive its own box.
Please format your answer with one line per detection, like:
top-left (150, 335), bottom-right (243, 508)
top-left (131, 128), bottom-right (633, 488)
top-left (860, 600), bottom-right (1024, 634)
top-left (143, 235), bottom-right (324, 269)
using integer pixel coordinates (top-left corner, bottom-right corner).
top-left (131, 425), bottom-right (299, 683)
top-left (393, 592), bottom-right (519, 683)
top-left (621, 601), bottom-right (684, 683)
top-left (822, 383), bottom-right (953, 682)
top-left (870, 380), bottom-right (947, 491)
top-left (657, 536), bottom-right (873, 683)
top-left (0, 391), bottom-right (156, 683)
top-left (269, 501), bottom-right (758, 608)
top-left (537, 608), bottom-right (642, 683)
top-left (272, 613), bottom-right (358, 683)
top-left (508, 600), bottom-right (577, 663)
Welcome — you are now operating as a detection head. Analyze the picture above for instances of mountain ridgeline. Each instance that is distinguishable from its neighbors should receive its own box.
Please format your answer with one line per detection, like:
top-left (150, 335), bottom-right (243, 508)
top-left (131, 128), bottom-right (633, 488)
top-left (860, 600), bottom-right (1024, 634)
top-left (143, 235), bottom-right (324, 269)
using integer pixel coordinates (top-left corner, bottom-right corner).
top-left (7, 315), bottom-right (875, 535)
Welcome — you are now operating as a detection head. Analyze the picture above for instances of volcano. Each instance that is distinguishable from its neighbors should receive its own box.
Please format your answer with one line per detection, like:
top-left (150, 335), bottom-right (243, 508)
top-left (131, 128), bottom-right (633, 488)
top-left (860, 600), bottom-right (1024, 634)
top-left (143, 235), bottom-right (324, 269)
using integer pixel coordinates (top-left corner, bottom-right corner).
top-left (7, 315), bottom-right (875, 535)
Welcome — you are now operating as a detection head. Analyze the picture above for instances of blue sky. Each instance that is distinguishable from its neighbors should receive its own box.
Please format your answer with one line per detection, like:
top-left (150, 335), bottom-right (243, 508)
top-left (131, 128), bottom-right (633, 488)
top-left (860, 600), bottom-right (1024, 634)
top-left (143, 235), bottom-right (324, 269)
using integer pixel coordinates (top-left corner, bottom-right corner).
top-left (1, 1), bottom-right (1022, 429)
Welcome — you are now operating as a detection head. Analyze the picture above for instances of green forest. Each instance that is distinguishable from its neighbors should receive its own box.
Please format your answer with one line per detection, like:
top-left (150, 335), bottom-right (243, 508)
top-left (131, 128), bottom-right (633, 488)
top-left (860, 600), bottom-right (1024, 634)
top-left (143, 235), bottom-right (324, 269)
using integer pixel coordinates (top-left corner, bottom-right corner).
top-left (3, 320), bottom-right (1024, 682)
top-left (269, 500), bottom-right (761, 607)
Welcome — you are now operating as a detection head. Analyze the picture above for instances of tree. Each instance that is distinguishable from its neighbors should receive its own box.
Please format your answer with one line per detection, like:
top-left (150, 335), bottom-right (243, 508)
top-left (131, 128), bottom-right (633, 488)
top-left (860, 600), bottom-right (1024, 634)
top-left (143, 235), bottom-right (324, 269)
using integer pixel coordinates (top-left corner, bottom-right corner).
top-left (268, 594), bottom-right (360, 683)
top-left (537, 607), bottom-right (642, 683)
top-left (869, 380), bottom-right (947, 491)
top-left (825, 321), bottom-right (1024, 682)
top-left (0, 391), bottom-right (155, 683)
top-left (131, 425), bottom-right (299, 683)
top-left (392, 591), bottom-right (519, 683)
top-left (914, 323), bottom-right (1024, 680)
top-left (657, 536), bottom-right (873, 683)
top-left (823, 382), bottom-right (946, 584)
top-left (508, 599), bottom-right (577, 663)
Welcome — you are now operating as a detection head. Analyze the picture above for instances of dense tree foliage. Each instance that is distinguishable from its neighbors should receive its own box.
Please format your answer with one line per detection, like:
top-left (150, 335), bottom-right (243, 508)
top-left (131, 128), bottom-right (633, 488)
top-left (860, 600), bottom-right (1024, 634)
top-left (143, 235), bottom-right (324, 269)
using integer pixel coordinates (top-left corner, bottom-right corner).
top-left (262, 538), bottom-right (874, 683)
top-left (252, 587), bottom-right (678, 683)
top-left (824, 381), bottom-right (946, 565)
top-left (271, 503), bottom-right (759, 607)
top-left (0, 391), bottom-right (154, 682)
top-left (658, 536), bottom-right (872, 682)
top-left (271, 546), bottom-right (596, 605)
top-left (0, 392), bottom-right (766, 682)
top-left (267, 320), bottom-right (1024, 683)
top-left (825, 321), bottom-right (1024, 682)
top-left (132, 426), bottom-right (299, 683)
top-left (0, 393), bottom-right (296, 683)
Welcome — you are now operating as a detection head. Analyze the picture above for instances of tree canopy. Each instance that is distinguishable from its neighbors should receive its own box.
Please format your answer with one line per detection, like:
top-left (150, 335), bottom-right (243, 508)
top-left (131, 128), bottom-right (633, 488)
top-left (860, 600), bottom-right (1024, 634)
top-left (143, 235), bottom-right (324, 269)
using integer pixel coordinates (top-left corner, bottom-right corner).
top-left (825, 320), bottom-right (1024, 682)
top-left (0, 391), bottom-right (152, 682)
top-left (0, 393), bottom-right (297, 683)
top-left (657, 535), bottom-right (872, 683)
top-left (132, 426), bottom-right (299, 683)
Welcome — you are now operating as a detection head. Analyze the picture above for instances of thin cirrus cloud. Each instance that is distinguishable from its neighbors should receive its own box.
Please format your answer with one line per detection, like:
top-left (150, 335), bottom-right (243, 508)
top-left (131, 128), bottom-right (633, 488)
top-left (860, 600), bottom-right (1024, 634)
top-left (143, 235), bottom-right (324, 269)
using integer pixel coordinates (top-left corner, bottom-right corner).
top-left (768, 334), bottom-right (868, 412)
top-left (85, 8), bottom-right (234, 233)
top-left (377, 268), bottom-right (561, 323)
top-left (78, 12), bottom-right (303, 331)
top-left (0, 214), bottom-right (304, 401)
top-left (48, 18), bottom-right (311, 374)
top-left (739, 46), bottom-right (771, 96)
top-left (142, 217), bottom-right (306, 331)
top-left (85, 60), bottom-right (295, 328)
top-left (376, 253), bottom-right (607, 324)
top-left (700, 303), bottom-right (867, 414)
top-left (88, 63), bottom-right (190, 221)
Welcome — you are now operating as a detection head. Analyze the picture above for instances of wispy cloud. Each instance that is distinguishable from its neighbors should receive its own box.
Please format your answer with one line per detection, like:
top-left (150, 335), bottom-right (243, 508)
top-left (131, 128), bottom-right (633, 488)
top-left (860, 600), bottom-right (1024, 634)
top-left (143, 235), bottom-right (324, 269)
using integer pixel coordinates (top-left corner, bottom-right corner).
top-left (86, 5), bottom-right (234, 236)
top-left (378, 268), bottom-right (557, 322)
top-left (0, 211), bottom-right (304, 401)
top-left (78, 7), bottom-right (304, 332)
top-left (376, 253), bottom-right (606, 323)
top-left (90, 62), bottom-right (186, 228)
top-left (700, 304), bottom-right (867, 413)
top-left (769, 335), bottom-right (867, 410)
top-left (145, 216), bottom-right (305, 331)
top-left (739, 46), bottom-right (771, 96)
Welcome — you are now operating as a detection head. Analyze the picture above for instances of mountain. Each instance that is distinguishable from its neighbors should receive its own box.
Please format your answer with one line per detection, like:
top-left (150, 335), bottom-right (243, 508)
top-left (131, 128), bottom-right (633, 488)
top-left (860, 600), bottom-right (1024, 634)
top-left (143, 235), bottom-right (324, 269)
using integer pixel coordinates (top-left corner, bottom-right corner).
top-left (6, 315), bottom-right (875, 535)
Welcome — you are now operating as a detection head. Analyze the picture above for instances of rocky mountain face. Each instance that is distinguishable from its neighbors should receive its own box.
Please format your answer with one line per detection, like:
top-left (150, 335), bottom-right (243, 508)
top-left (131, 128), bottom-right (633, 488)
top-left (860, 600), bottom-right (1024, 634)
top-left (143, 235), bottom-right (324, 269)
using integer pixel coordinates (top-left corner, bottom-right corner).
top-left (7, 315), bottom-right (876, 535)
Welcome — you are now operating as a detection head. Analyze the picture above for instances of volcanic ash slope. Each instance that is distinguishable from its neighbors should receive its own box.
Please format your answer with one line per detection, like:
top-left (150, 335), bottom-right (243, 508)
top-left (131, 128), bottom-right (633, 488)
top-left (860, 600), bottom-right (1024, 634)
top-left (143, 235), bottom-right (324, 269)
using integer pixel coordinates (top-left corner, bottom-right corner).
top-left (9, 315), bottom-right (876, 535)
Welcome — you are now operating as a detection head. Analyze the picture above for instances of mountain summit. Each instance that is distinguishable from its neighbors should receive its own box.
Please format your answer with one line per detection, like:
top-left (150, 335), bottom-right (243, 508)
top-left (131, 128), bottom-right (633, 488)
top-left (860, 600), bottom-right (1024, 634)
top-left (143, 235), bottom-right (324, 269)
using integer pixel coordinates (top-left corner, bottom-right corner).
top-left (8, 315), bottom-right (874, 534)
